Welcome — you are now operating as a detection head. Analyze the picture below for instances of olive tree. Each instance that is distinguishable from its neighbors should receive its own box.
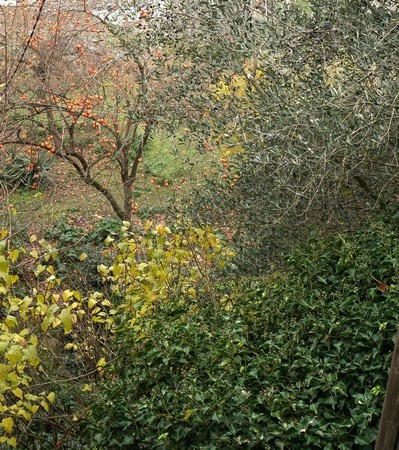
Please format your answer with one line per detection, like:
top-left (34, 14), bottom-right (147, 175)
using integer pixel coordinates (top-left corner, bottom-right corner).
top-left (152, 0), bottom-right (399, 271)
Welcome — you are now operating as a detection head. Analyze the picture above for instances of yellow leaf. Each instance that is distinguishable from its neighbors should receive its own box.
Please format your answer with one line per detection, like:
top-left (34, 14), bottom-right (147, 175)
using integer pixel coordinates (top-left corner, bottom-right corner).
top-left (17, 409), bottom-right (31, 420)
top-left (8, 249), bottom-right (19, 264)
top-left (40, 400), bottom-right (49, 412)
top-left (97, 265), bottom-right (108, 276)
top-left (52, 318), bottom-right (61, 328)
top-left (18, 328), bottom-right (30, 337)
top-left (6, 345), bottom-right (23, 365)
top-left (34, 264), bottom-right (46, 276)
top-left (12, 387), bottom-right (23, 400)
top-left (0, 241), bottom-right (6, 255)
top-left (82, 384), bottom-right (92, 392)
top-left (208, 233), bottom-right (217, 246)
top-left (65, 343), bottom-right (77, 350)
top-left (88, 297), bottom-right (97, 309)
top-left (97, 357), bottom-right (107, 368)
top-left (29, 235), bottom-right (37, 243)
top-left (29, 335), bottom-right (38, 346)
top-left (79, 253), bottom-right (88, 261)
top-left (62, 290), bottom-right (74, 301)
top-left (4, 316), bottom-right (18, 329)
top-left (104, 236), bottom-right (114, 245)
top-left (24, 345), bottom-right (40, 367)
top-left (9, 274), bottom-right (19, 286)
top-left (47, 392), bottom-right (55, 404)
top-left (0, 340), bottom-right (9, 354)
top-left (13, 335), bottom-right (27, 347)
top-left (1, 417), bottom-right (14, 434)
top-left (7, 436), bottom-right (17, 448)
top-left (31, 404), bottom-right (39, 414)
top-left (59, 309), bottom-right (72, 333)
top-left (92, 316), bottom-right (105, 323)
top-left (6, 371), bottom-right (19, 385)
top-left (187, 287), bottom-right (197, 298)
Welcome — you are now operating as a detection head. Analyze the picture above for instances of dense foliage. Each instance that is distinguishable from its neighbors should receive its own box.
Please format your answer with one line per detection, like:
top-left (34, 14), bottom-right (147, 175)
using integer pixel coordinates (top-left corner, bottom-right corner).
top-left (1, 0), bottom-right (399, 448)
top-left (0, 205), bottom-right (398, 448)
top-left (0, 219), bottom-right (232, 448)
top-left (81, 211), bottom-right (399, 449)
top-left (177, 0), bottom-right (399, 271)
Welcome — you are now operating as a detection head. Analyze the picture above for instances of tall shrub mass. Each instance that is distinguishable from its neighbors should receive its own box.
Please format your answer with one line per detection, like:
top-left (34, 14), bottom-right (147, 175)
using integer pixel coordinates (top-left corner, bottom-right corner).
top-left (82, 211), bottom-right (399, 449)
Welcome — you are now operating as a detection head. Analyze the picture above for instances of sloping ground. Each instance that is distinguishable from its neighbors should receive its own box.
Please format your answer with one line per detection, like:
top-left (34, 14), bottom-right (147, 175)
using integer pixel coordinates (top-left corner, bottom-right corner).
top-left (0, 145), bottom-right (213, 237)
top-left (1, 159), bottom-right (115, 236)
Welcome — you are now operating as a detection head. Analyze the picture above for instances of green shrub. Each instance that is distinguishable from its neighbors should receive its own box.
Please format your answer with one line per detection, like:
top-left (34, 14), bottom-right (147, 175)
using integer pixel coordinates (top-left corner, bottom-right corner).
top-left (0, 152), bottom-right (52, 190)
top-left (44, 218), bottom-right (120, 291)
top-left (0, 229), bottom-right (94, 449)
top-left (87, 218), bottom-right (124, 244)
top-left (82, 213), bottom-right (399, 449)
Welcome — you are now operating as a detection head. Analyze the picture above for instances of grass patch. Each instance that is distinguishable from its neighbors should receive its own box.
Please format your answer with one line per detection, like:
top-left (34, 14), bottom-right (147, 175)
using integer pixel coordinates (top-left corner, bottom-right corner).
top-left (144, 129), bottom-right (198, 181)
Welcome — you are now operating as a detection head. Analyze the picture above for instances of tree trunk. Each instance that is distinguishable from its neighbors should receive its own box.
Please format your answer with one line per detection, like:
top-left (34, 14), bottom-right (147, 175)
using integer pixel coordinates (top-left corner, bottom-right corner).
top-left (123, 180), bottom-right (133, 222)
top-left (375, 329), bottom-right (399, 450)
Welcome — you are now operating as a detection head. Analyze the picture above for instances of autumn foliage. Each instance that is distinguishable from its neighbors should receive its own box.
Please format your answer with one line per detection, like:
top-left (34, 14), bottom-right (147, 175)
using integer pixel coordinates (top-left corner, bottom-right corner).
top-left (1, 0), bottom-right (187, 221)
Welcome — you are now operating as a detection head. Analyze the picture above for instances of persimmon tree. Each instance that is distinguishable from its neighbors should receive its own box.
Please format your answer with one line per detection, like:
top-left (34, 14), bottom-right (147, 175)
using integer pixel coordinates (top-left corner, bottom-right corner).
top-left (0, 0), bottom-right (205, 222)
